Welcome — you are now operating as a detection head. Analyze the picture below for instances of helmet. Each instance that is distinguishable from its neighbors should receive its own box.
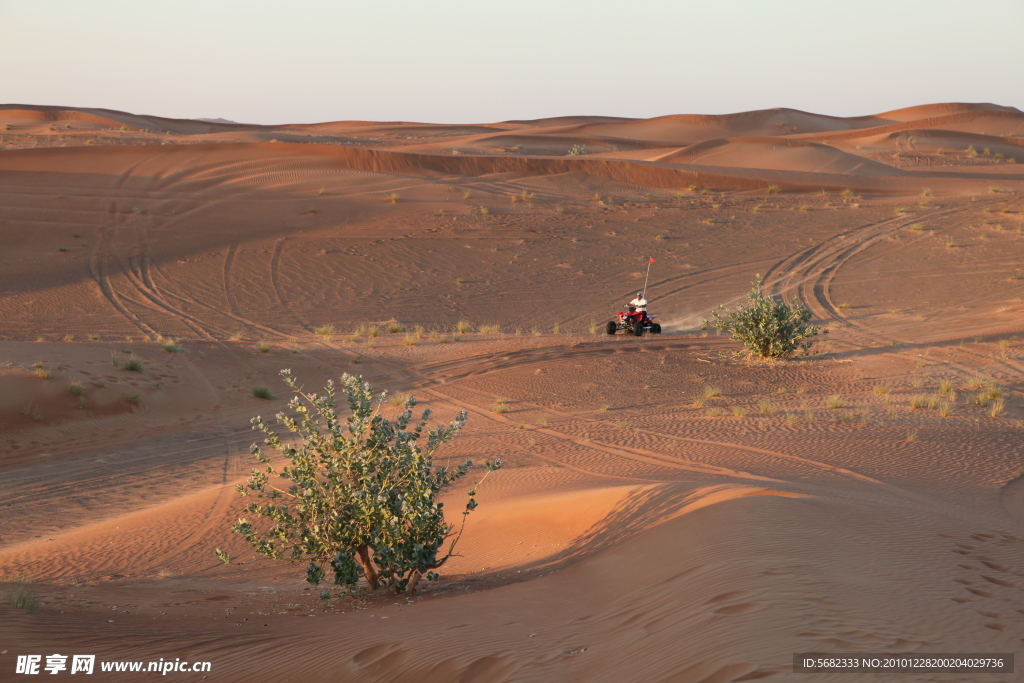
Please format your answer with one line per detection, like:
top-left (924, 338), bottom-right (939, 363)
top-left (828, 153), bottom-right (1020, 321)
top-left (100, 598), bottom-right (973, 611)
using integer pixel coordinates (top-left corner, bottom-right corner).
top-left (636, 292), bottom-right (643, 297)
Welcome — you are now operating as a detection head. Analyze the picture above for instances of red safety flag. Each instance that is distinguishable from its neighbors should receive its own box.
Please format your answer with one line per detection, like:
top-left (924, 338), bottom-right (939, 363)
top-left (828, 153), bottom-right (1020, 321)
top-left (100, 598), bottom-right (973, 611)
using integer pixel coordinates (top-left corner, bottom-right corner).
top-left (649, 257), bottom-right (656, 263)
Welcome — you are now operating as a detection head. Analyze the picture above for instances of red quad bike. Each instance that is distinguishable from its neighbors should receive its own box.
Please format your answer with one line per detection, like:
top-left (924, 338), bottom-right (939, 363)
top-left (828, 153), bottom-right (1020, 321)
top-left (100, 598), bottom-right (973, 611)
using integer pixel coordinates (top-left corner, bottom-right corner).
top-left (606, 306), bottom-right (661, 336)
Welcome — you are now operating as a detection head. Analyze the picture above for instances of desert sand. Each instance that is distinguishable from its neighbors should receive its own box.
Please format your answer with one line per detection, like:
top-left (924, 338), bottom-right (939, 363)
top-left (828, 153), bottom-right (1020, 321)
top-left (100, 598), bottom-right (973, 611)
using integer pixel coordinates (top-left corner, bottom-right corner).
top-left (1, 101), bottom-right (1024, 681)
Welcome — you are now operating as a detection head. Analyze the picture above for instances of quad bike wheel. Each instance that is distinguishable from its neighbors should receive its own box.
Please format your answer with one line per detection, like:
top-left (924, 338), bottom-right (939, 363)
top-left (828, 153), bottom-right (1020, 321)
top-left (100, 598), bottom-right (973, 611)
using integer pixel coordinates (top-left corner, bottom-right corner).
top-left (606, 320), bottom-right (618, 335)
top-left (651, 323), bottom-right (662, 334)
top-left (631, 319), bottom-right (644, 336)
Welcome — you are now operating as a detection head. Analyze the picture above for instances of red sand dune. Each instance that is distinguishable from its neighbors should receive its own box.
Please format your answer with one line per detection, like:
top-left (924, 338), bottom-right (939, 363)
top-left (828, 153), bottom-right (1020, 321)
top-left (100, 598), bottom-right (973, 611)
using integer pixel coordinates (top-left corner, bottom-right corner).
top-left (2, 101), bottom-right (1024, 682)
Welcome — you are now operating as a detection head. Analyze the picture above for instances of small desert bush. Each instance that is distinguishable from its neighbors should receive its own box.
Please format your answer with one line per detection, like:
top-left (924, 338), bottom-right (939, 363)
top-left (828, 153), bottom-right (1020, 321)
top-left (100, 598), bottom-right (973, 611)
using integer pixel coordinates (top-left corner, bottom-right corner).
top-left (703, 386), bottom-right (722, 399)
top-left (387, 322), bottom-right (406, 334)
top-left (939, 380), bottom-right (954, 395)
top-left (124, 358), bottom-right (143, 372)
top-left (387, 193), bottom-right (400, 203)
top-left (872, 384), bottom-right (891, 396)
top-left (825, 394), bottom-right (843, 409)
top-left (455, 320), bottom-right (471, 334)
top-left (367, 326), bottom-right (380, 338)
top-left (478, 324), bottom-right (500, 334)
top-left (937, 402), bottom-right (952, 417)
top-left (964, 376), bottom-right (991, 390)
top-left (566, 144), bottom-right (587, 156)
top-left (252, 385), bottom-right (274, 400)
top-left (125, 391), bottom-right (142, 405)
top-left (314, 325), bottom-right (335, 340)
top-left (766, 185), bottom-right (779, 194)
top-left (221, 371), bottom-right (501, 594)
top-left (704, 276), bottom-right (826, 358)
top-left (906, 430), bottom-right (918, 442)
top-left (6, 580), bottom-right (40, 613)
top-left (34, 366), bottom-right (51, 379)
top-left (908, 394), bottom-right (930, 410)
top-left (257, 341), bottom-right (272, 353)
top-left (706, 407), bottom-right (724, 418)
top-left (990, 399), bottom-right (1005, 418)
top-left (161, 339), bottom-right (183, 353)
top-left (784, 412), bottom-right (798, 425)
top-left (757, 400), bottom-right (775, 414)
top-left (402, 335), bottom-right (415, 347)
top-left (67, 380), bottom-right (84, 397)
top-left (231, 330), bottom-right (246, 341)
top-left (733, 406), bottom-right (747, 418)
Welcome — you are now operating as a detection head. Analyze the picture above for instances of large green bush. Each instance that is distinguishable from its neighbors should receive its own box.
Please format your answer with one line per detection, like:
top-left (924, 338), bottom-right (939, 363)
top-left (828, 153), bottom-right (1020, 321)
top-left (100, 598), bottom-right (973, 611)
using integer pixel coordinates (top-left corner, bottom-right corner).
top-left (704, 276), bottom-right (826, 358)
top-left (218, 370), bottom-right (500, 594)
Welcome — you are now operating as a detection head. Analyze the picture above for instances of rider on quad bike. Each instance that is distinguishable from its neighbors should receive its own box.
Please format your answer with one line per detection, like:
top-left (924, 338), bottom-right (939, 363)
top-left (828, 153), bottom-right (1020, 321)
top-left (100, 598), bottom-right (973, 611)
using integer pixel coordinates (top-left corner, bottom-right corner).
top-left (606, 291), bottom-right (662, 336)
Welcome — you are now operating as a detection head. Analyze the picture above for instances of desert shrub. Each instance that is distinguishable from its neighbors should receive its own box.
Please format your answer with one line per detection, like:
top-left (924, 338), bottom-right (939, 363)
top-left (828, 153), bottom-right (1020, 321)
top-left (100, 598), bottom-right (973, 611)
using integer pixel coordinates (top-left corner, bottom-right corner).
top-left (221, 371), bottom-right (501, 595)
top-left (252, 385), bottom-right (273, 400)
top-left (161, 339), bottom-right (183, 353)
top-left (6, 578), bottom-right (40, 613)
top-left (704, 276), bottom-right (825, 358)
top-left (566, 144), bottom-right (587, 156)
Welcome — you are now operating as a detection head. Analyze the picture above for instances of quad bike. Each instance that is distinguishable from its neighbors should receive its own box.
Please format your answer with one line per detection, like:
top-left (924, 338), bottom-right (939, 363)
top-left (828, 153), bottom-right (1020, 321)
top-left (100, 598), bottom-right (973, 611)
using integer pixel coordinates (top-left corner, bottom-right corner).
top-left (606, 307), bottom-right (661, 336)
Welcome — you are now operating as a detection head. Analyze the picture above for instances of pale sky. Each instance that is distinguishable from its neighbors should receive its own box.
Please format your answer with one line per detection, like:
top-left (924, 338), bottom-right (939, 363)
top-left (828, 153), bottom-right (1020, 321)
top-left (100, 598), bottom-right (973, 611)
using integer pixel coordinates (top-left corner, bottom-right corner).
top-left (3, 0), bottom-right (1021, 124)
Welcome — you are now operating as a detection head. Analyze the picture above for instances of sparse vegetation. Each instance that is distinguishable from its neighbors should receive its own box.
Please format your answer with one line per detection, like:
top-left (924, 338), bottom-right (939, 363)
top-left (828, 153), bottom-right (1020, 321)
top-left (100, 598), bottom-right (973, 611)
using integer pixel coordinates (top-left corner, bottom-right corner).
top-left (124, 358), bottom-right (143, 372)
top-left (125, 391), bottom-right (142, 405)
top-left (222, 371), bottom-right (501, 594)
top-left (566, 144), bottom-right (587, 156)
top-left (704, 276), bottom-right (826, 358)
top-left (6, 579), bottom-right (40, 613)
top-left (826, 394), bottom-right (843, 410)
top-left (872, 384), bottom-right (891, 396)
top-left (67, 380), bottom-right (84, 397)
top-left (161, 339), bottom-right (183, 353)
top-left (252, 385), bottom-right (273, 400)
top-left (314, 325), bottom-right (335, 341)
top-left (455, 321), bottom-right (471, 334)
top-left (257, 341), bottom-right (272, 353)
top-left (703, 386), bottom-right (722, 399)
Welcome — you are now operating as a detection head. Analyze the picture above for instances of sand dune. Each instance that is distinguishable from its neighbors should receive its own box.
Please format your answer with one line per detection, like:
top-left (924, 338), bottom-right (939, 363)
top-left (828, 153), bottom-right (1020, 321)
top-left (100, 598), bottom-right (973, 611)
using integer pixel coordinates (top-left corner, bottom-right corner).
top-left (2, 101), bottom-right (1024, 682)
